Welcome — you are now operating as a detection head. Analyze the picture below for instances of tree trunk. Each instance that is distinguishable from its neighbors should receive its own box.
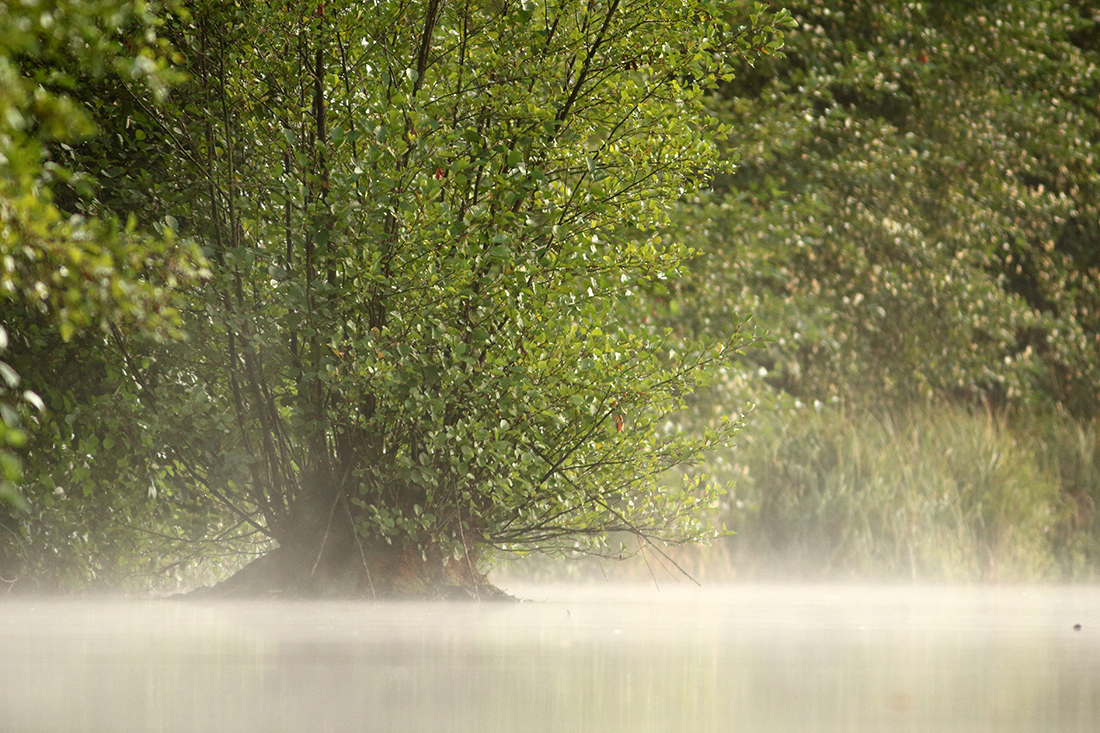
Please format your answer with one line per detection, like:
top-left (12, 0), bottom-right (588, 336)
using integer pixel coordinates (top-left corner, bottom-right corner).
top-left (187, 518), bottom-right (511, 600)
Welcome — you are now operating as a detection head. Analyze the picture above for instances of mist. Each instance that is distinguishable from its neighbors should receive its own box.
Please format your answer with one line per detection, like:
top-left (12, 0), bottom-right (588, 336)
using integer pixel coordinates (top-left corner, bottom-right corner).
top-left (2, 584), bottom-right (1097, 732)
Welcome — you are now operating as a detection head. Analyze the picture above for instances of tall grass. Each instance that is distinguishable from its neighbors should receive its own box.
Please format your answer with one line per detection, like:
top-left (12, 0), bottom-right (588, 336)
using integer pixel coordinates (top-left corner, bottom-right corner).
top-left (493, 405), bottom-right (1100, 584)
top-left (720, 406), bottom-right (1100, 581)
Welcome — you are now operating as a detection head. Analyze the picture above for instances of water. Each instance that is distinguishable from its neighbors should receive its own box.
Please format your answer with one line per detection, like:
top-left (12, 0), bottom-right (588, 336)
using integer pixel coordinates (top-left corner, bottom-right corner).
top-left (1, 584), bottom-right (1097, 732)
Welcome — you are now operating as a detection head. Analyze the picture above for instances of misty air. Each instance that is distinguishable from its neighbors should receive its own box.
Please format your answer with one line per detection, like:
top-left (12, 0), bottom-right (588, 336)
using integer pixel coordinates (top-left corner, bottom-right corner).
top-left (1, 0), bottom-right (1097, 730)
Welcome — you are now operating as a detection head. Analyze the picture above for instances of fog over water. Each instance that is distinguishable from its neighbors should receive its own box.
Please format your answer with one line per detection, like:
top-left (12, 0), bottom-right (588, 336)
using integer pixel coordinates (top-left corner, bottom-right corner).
top-left (2, 583), bottom-right (1097, 732)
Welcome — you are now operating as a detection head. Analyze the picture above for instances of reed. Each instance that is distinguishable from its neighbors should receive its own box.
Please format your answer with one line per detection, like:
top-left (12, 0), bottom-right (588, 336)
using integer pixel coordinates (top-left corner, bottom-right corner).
top-left (720, 405), bottom-right (1100, 581)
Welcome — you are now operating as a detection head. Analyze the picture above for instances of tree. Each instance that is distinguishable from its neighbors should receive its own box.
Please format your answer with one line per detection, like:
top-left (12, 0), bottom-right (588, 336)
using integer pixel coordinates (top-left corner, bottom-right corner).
top-left (7, 0), bottom-right (794, 596)
top-left (0, 0), bottom-right (210, 587)
top-left (668, 0), bottom-right (1100, 413)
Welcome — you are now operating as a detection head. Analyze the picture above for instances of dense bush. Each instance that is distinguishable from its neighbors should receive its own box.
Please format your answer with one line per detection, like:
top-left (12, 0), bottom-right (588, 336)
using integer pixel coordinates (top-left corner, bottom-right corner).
top-left (669, 0), bottom-right (1100, 415)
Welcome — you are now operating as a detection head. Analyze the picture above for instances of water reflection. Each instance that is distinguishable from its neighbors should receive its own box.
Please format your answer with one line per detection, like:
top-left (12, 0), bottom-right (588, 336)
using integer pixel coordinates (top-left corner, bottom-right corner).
top-left (1, 584), bottom-right (1097, 732)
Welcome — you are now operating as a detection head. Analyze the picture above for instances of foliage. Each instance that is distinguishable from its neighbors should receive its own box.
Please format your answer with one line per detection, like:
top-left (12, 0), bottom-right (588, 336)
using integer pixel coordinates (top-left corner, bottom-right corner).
top-left (668, 0), bottom-right (1100, 413)
top-left (0, 0), bottom-right (208, 585)
top-left (0, 326), bottom-right (31, 510)
top-left (1, 0), bottom-right (202, 339)
top-left (9, 0), bottom-right (1100, 589)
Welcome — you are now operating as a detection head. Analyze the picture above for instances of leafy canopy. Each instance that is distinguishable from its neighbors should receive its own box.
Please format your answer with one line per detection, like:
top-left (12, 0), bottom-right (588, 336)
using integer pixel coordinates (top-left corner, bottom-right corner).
top-left (670, 0), bottom-right (1100, 413)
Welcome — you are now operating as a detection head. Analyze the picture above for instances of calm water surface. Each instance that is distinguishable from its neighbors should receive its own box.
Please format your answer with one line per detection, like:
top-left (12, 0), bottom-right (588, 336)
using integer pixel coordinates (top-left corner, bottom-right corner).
top-left (1, 583), bottom-right (1097, 732)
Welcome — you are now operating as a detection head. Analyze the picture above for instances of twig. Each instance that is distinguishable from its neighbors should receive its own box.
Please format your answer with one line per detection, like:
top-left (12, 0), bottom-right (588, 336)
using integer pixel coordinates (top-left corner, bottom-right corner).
top-left (343, 495), bottom-right (375, 598)
top-left (457, 505), bottom-right (480, 601)
top-left (638, 544), bottom-right (660, 591)
top-left (311, 488), bottom-right (344, 577)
